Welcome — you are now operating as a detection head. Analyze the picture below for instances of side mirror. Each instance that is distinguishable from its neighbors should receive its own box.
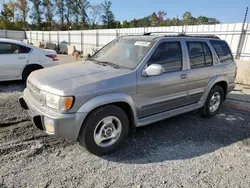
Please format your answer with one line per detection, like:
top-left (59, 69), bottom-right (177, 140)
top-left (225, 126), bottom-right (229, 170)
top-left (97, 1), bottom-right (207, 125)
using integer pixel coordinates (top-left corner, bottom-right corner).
top-left (143, 64), bottom-right (164, 77)
top-left (87, 54), bottom-right (91, 59)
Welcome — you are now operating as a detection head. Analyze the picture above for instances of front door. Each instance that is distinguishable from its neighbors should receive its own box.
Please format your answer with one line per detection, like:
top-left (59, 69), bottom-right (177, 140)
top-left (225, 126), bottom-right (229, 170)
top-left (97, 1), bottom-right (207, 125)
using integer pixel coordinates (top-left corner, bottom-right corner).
top-left (0, 42), bottom-right (29, 80)
top-left (137, 41), bottom-right (188, 118)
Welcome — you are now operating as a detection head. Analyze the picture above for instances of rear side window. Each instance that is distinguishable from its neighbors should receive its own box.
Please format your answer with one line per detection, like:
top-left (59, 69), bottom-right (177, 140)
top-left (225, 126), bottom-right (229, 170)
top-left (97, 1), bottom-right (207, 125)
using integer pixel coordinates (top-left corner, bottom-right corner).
top-left (0, 42), bottom-right (31, 54)
top-left (186, 42), bottom-right (213, 69)
top-left (148, 41), bottom-right (182, 72)
top-left (210, 40), bottom-right (233, 63)
top-left (0, 43), bottom-right (12, 54)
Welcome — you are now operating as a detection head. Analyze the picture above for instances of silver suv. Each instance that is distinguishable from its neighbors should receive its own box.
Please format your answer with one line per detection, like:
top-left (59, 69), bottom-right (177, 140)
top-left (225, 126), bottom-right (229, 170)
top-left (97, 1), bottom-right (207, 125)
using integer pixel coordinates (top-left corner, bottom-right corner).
top-left (19, 33), bottom-right (237, 156)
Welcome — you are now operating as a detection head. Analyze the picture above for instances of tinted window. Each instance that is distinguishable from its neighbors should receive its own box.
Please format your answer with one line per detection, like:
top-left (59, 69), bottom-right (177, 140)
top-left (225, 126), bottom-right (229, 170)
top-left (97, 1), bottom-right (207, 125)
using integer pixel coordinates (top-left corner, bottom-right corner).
top-left (0, 43), bottom-right (12, 54)
top-left (148, 42), bottom-right (182, 72)
top-left (210, 40), bottom-right (233, 63)
top-left (203, 43), bottom-right (213, 66)
top-left (187, 42), bottom-right (213, 69)
top-left (0, 42), bottom-right (31, 54)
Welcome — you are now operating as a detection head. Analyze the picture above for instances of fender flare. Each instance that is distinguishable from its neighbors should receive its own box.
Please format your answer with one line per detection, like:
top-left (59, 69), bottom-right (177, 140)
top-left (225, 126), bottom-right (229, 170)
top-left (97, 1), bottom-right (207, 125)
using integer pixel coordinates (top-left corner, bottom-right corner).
top-left (77, 93), bottom-right (137, 121)
top-left (200, 75), bottom-right (229, 105)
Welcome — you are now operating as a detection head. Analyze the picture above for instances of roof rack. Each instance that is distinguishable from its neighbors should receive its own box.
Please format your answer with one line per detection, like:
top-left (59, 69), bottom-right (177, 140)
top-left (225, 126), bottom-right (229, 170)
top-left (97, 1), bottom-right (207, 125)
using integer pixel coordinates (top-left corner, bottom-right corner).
top-left (143, 32), bottom-right (183, 36)
top-left (178, 34), bottom-right (220, 39)
top-left (143, 32), bottom-right (220, 39)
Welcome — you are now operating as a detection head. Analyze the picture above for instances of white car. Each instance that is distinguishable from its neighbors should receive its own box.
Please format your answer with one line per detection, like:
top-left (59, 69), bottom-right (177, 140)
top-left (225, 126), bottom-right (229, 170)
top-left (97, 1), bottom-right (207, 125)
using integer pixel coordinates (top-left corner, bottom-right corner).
top-left (0, 38), bottom-right (59, 81)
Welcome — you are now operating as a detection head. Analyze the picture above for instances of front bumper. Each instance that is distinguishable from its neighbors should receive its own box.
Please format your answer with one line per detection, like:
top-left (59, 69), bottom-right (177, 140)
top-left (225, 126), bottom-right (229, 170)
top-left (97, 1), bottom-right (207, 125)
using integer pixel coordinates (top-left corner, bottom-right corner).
top-left (19, 88), bottom-right (87, 141)
top-left (228, 82), bottom-right (236, 93)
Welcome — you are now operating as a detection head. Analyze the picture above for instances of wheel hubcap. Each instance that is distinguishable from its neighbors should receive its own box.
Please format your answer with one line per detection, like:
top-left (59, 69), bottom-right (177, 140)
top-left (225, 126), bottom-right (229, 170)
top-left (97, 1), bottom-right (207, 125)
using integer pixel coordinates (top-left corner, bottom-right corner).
top-left (209, 92), bottom-right (221, 113)
top-left (94, 116), bottom-right (122, 148)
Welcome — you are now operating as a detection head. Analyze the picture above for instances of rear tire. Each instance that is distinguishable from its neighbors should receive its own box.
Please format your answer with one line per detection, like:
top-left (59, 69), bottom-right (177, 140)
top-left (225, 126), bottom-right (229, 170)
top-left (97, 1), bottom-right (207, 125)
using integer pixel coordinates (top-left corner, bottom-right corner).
top-left (200, 85), bottom-right (224, 118)
top-left (78, 105), bottom-right (129, 156)
top-left (22, 65), bottom-right (43, 81)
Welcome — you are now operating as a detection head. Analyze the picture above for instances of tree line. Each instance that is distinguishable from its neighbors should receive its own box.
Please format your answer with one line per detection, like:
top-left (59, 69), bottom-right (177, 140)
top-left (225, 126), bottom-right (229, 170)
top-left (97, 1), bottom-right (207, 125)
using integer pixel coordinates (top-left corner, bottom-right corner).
top-left (0, 0), bottom-right (221, 31)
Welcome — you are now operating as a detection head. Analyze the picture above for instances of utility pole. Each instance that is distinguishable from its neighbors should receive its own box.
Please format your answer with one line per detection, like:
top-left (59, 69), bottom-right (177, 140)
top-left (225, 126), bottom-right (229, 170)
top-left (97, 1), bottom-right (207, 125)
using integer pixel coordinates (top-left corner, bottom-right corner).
top-left (236, 7), bottom-right (249, 59)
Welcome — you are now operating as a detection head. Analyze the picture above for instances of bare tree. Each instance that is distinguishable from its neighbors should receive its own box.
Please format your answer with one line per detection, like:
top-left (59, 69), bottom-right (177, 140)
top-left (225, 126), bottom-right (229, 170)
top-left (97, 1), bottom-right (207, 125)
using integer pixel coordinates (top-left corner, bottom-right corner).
top-left (64, 0), bottom-right (73, 26)
top-left (55, 0), bottom-right (66, 27)
top-left (88, 4), bottom-right (102, 29)
top-left (16, 0), bottom-right (29, 30)
top-left (29, 0), bottom-right (43, 28)
top-left (43, 0), bottom-right (54, 30)
top-left (75, 0), bottom-right (90, 28)
top-left (158, 10), bottom-right (167, 25)
top-left (101, 0), bottom-right (115, 28)
top-left (71, 1), bottom-right (80, 27)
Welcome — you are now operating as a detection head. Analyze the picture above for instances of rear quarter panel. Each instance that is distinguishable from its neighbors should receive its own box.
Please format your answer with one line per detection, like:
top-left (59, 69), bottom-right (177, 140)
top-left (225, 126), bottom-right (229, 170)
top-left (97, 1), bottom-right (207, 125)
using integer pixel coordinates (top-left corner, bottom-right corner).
top-left (28, 48), bottom-right (59, 68)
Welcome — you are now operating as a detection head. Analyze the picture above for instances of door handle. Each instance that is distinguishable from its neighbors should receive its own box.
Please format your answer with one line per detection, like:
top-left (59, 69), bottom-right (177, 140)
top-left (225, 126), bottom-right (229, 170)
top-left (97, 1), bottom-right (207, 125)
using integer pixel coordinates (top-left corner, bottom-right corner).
top-left (180, 74), bottom-right (187, 79)
top-left (18, 57), bottom-right (26, 59)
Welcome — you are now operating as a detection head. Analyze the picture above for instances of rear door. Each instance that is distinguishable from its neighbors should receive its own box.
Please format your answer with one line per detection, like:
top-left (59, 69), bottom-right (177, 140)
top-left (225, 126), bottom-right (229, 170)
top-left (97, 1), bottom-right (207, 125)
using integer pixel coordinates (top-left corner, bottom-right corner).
top-left (0, 42), bottom-right (30, 80)
top-left (185, 39), bottom-right (222, 104)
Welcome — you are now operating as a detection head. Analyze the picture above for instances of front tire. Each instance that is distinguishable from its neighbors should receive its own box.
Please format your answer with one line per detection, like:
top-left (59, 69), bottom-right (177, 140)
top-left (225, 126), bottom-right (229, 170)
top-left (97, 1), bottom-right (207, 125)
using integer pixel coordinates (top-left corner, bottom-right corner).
top-left (200, 85), bottom-right (224, 118)
top-left (78, 105), bottom-right (129, 156)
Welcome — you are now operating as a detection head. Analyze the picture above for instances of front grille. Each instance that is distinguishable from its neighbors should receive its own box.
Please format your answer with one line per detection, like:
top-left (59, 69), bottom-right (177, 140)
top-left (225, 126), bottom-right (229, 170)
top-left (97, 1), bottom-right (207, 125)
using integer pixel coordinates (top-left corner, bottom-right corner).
top-left (27, 81), bottom-right (40, 94)
top-left (27, 81), bottom-right (42, 103)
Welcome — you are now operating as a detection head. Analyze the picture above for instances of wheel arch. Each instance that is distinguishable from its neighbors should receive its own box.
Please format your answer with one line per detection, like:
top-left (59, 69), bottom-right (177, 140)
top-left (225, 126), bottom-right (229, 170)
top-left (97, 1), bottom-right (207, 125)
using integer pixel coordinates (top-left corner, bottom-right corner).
top-left (77, 93), bottom-right (137, 131)
top-left (212, 81), bottom-right (228, 100)
top-left (201, 75), bottom-right (229, 105)
top-left (22, 64), bottom-right (44, 80)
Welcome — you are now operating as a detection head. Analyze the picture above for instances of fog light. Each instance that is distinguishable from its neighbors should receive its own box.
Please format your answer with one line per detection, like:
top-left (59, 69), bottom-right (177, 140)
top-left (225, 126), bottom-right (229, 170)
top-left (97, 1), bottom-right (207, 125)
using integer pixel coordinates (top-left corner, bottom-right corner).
top-left (44, 117), bottom-right (55, 134)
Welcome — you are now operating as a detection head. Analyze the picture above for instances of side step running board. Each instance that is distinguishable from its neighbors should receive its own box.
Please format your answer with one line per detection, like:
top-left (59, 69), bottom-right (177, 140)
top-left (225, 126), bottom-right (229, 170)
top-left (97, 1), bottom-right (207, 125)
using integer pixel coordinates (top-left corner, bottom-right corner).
top-left (136, 102), bottom-right (203, 127)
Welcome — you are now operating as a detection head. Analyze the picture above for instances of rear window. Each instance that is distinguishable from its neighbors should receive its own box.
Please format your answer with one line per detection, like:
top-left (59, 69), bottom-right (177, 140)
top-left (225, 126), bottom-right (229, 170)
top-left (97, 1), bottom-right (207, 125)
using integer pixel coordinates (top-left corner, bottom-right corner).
top-left (210, 40), bottom-right (233, 63)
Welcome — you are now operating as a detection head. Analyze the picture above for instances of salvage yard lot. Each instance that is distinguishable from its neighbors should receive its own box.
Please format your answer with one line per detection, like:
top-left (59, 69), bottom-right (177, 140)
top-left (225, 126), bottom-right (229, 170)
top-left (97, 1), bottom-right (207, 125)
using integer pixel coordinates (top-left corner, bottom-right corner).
top-left (1, 58), bottom-right (250, 187)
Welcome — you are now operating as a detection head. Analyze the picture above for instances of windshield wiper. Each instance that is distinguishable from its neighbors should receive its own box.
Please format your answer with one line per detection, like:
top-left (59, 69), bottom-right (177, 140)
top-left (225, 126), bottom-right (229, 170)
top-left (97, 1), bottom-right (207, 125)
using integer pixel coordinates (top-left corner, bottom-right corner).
top-left (90, 59), bottom-right (120, 69)
top-left (100, 61), bottom-right (120, 69)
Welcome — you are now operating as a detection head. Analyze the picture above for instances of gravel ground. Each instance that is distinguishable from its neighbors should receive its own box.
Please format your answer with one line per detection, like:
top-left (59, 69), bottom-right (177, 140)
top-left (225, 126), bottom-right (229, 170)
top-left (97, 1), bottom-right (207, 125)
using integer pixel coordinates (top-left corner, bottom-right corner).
top-left (1, 80), bottom-right (250, 188)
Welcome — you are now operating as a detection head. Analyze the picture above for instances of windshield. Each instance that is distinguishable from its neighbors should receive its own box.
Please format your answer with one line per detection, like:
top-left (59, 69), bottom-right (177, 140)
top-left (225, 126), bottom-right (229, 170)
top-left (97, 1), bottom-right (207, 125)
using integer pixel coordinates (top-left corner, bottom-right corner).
top-left (90, 38), bottom-right (155, 69)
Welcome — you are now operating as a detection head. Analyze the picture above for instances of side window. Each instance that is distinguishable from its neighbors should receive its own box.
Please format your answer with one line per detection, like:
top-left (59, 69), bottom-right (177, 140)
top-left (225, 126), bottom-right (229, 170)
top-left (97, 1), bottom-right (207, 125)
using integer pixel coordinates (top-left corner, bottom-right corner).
top-left (203, 43), bottom-right (213, 66)
top-left (187, 42), bottom-right (213, 69)
top-left (210, 40), bottom-right (233, 63)
top-left (0, 43), bottom-right (12, 54)
top-left (12, 44), bottom-right (31, 54)
top-left (148, 42), bottom-right (182, 72)
top-left (0, 42), bottom-right (31, 54)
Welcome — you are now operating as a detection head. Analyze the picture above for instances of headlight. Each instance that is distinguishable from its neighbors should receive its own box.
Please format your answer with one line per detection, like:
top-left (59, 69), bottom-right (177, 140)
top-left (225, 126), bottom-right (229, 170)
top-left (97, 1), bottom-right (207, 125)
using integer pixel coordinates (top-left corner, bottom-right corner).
top-left (45, 93), bottom-right (74, 111)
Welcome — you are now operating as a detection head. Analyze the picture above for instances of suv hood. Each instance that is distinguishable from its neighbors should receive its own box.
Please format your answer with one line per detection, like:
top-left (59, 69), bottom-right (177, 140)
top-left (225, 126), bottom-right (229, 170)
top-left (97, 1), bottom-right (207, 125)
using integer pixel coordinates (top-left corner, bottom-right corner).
top-left (28, 61), bottom-right (131, 95)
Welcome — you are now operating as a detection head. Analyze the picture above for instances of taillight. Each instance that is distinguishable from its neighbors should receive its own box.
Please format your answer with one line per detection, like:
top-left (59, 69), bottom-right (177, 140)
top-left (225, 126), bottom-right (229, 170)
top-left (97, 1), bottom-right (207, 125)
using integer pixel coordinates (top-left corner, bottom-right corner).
top-left (46, 54), bottom-right (58, 61)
